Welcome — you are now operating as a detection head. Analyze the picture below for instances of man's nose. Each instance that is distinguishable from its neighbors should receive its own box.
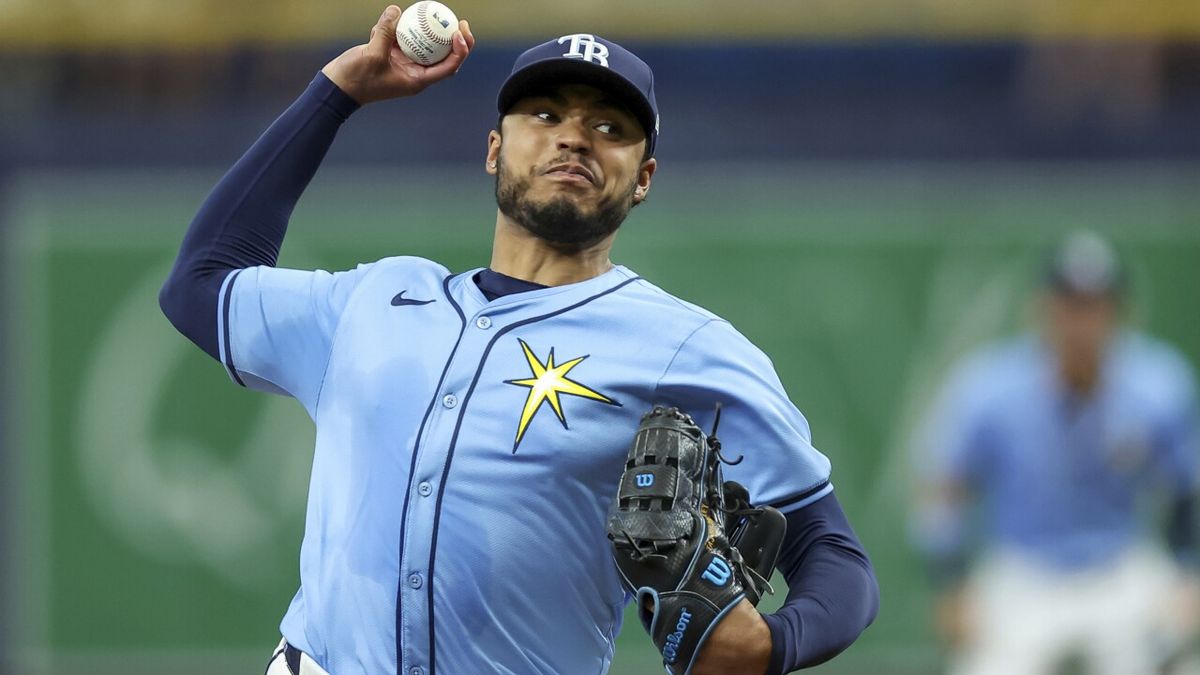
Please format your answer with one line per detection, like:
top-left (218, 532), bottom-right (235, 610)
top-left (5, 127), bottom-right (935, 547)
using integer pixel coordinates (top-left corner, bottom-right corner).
top-left (555, 116), bottom-right (592, 154)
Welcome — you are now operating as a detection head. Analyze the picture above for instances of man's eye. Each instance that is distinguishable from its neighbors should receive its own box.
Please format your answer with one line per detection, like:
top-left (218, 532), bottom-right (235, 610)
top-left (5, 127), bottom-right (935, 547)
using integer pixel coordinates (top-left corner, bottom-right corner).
top-left (535, 111), bottom-right (557, 122)
top-left (596, 122), bottom-right (619, 135)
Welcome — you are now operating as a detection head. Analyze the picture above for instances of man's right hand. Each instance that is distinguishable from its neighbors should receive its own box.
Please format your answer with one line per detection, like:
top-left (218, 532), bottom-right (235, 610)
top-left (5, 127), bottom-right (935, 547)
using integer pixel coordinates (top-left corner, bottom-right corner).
top-left (321, 5), bottom-right (475, 105)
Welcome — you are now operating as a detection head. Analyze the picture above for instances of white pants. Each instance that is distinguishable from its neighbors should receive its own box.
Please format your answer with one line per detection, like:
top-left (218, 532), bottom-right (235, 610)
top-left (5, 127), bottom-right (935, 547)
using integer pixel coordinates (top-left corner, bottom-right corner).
top-left (950, 547), bottom-right (1176, 675)
top-left (264, 639), bottom-right (332, 675)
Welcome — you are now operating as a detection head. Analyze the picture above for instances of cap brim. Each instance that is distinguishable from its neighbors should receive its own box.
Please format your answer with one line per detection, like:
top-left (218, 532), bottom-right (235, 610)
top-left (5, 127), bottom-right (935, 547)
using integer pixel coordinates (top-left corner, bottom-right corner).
top-left (497, 58), bottom-right (656, 153)
top-left (1045, 271), bottom-right (1124, 297)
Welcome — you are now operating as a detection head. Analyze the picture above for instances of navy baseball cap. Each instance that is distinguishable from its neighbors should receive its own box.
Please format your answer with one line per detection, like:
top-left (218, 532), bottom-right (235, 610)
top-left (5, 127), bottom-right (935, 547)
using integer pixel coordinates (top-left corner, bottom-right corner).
top-left (1044, 230), bottom-right (1125, 296)
top-left (497, 34), bottom-right (659, 156)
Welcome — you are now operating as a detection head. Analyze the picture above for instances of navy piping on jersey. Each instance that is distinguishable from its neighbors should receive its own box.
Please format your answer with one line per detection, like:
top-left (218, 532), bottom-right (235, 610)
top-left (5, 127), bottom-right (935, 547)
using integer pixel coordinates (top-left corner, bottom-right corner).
top-left (425, 275), bottom-right (641, 675)
top-left (396, 274), bottom-right (466, 675)
top-left (769, 478), bottom-right (832, 513)
top-left (222, 269), bottom-right (246, 387)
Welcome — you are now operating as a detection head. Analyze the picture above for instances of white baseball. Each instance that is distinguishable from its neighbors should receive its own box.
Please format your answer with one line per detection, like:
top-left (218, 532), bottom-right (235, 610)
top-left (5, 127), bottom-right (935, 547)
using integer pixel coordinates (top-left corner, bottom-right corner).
top-left (395, 1), bottom-right (459, 66)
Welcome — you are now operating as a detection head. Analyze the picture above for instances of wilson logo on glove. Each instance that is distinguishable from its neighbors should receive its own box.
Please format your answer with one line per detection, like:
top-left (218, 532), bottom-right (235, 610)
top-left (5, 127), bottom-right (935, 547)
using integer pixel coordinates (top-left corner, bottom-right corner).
top-left (662, 607), bottom-right (693, 664)
top-left (701, 557), bottom-right (732, 587)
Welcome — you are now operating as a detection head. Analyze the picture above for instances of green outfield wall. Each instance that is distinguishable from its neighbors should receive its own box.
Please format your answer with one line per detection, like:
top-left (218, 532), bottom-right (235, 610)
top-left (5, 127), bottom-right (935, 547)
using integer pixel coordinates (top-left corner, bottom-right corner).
top-left (4, 162), bottom-right (1199, 674)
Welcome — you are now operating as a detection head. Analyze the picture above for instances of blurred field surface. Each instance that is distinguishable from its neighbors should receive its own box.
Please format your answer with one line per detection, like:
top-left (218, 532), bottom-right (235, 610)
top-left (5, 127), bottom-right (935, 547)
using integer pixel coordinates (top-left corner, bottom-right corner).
top-left (3, 161), bottom-right (1197, 674)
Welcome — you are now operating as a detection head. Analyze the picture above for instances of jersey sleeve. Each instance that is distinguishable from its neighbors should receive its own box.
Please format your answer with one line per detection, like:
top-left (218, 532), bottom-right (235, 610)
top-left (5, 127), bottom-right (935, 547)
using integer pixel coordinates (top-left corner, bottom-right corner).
top-left (915, 352), bottom-right (998, 487)
top-left (217, 263), bottom-right (373, 416)
top-left (652, 319), bottom-right (831, 514)
top-left (1149, 352), bottom-right (1200, 494)
top-left (908, 351), bottom-right (998, 568)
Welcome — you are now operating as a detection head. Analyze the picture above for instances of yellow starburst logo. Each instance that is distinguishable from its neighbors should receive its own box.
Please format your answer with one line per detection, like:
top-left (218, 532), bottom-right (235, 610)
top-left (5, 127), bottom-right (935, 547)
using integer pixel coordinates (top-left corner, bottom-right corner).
top-left (504, 339), bottom-right (620, 452)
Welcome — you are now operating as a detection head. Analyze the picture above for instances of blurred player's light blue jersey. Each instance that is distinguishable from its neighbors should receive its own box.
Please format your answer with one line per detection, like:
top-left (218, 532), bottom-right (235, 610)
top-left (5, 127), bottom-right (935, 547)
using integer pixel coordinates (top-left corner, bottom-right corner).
top-left (922, 333), bottom-right (1199, 570)
top-left (218, 257), bottom-right (831, 675)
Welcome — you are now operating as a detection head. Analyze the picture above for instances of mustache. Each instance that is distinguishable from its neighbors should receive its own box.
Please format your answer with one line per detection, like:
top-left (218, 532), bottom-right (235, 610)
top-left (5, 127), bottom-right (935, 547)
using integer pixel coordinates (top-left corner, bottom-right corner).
top-left (536, 155), bottom-right (599, 181)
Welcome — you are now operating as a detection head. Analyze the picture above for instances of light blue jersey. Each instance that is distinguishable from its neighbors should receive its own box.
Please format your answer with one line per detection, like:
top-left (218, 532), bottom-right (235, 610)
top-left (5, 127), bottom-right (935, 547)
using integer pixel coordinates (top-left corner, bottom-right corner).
top-left (217, 257), bottom-right (831, 675)
top-left (921, 332), bottom-right (1199, 571)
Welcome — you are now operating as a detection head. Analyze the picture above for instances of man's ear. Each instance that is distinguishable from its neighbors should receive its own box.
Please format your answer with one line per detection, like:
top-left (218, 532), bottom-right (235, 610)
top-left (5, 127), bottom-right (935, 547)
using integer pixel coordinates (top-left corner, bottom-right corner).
top-left (486, 129), bottom-right (501, 175)
top-left (633, 157), bottom-right (657, 205)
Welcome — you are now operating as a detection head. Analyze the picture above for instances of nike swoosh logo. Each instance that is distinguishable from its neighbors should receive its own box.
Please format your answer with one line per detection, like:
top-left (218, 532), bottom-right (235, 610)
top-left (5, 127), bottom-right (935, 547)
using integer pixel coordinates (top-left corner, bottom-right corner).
top-left (391, 291), bottom-right (436, 307)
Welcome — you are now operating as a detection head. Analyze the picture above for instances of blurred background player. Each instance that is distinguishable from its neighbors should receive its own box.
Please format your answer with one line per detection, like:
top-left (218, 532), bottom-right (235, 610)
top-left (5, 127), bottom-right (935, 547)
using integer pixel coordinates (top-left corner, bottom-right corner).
top-left (912, 230), bottom-right (1200, 675)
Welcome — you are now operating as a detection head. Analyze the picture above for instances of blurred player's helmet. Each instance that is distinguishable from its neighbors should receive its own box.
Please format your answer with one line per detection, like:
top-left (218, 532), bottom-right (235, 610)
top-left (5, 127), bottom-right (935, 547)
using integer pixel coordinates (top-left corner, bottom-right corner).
top-left (1044, 230), bottom-right (1125, 297)
top-left (497, 34), bottom-right (660, 156)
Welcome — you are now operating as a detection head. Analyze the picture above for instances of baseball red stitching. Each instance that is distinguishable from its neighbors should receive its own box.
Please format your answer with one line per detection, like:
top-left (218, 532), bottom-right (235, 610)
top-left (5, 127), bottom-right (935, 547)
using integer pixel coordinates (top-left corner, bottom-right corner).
top-left (398, 28), bottom-right (435, 64)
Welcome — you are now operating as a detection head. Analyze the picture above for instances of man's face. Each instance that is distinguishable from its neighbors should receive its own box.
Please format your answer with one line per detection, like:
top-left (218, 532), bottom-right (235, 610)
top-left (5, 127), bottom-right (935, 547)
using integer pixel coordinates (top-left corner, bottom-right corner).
top-left (1042, 290), bottom-right (1119, 387)
top-left (488, 83), bottom-right (655, 250)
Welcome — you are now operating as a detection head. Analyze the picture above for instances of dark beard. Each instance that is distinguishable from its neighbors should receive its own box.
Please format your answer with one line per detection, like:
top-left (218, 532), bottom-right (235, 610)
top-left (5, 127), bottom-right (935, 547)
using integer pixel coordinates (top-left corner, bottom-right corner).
top-left (495, 161), bottom-right (636, 252)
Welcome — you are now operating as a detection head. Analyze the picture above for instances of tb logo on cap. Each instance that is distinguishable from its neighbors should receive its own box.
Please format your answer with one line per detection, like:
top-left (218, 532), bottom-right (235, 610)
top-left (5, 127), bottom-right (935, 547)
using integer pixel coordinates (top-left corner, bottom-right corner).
top-left (559, 34), bottom-right (609, 67)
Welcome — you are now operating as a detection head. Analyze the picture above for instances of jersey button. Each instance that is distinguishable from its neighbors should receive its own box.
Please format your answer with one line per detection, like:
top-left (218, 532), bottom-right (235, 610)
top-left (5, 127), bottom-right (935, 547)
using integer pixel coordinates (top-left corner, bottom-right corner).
top-left (410, 668), bottom-right (424, 675)
top-left (475, 316), bottom-right (492, 329)
top-left (408, 573), bottom-right (423, 589)
top-left (417, 482), bottom-right (432, 497)
top-left (442, 394), bottom-right (457, 408)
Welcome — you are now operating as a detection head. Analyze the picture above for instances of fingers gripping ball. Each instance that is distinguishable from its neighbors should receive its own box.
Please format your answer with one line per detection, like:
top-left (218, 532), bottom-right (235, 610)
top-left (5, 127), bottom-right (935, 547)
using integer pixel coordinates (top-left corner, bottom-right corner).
top-left (395, 1), bottom-right (458, 65)
top-left (607, 406), bottom-right (785, 675)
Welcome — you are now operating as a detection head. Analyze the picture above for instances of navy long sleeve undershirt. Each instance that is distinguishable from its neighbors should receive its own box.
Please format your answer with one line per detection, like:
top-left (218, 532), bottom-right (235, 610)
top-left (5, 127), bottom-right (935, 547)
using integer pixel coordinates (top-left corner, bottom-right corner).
top-left (159, 73), bottom-right (360, 359)
top-left (764, 493), bottom-right (879, 674)
top-left (160, 72), bottom-right (878, 673)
